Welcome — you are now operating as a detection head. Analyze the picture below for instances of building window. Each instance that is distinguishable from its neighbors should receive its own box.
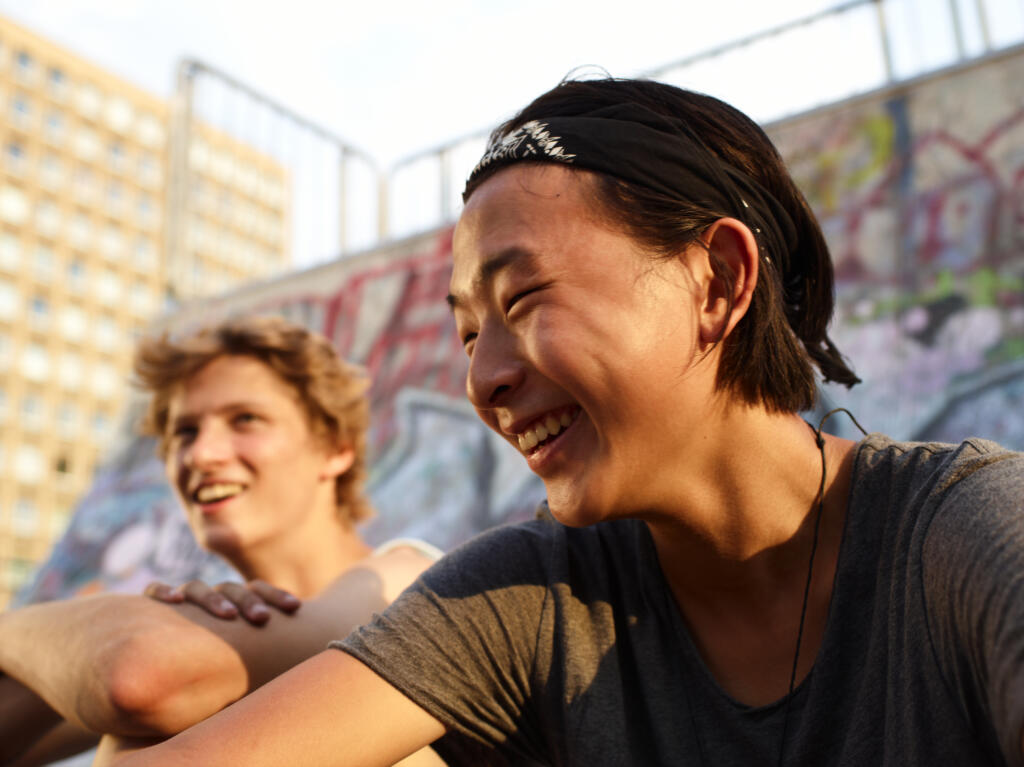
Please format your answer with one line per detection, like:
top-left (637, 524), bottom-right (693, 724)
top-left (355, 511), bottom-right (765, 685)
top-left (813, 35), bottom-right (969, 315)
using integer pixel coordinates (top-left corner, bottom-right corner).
top-left (103, 97), bottom-right (133, 133)
top-left (97, 269), bottom-right (121, 305)
top-left (29, 296), bottom-right (49, 330)
top-left (107, 141), bottom-right (126, 174)
top-left (138, 153), bottom-right (161, 187)
top-left (129, 280), bottom-right (153, 315)
top-left (47, 67), bottom-right (67, 99)
top-left (134, 238), bottom-right (156, 270)
top-left (0, 186), bottom-right (29, 224)
top-left (40, 153), bottom-right (64, 189)
top-left (137, 194), bottom-right (156, 229)
top-left (95, 314), bottom-right (118, 351)
top-left (43, 111), bottom-right (64, 143)
top-left (0, 278), bottom-right (20, 320)
top-left (0, 232), bottom-right (20, 271)
top-left (13, 497), bottom-right (39, 536)
top-left (98, 225), bottom-right (123, 262)
top-left (21, 344), bottom-right (50, 381)
top-left (67, 260), bottom-right (87, 293)
top-left (5, 558), bottom-right (36, 592)
top-left (69, 212), bottom-right (92, 249)
top-left (137, 113), bottom-right (164, 147)
top-left (57, 403), bottom-right (78, 438)
top-left (93, 362), bottom-right (120, 399)
top-left (58, 353), bottom-right (83, 389)
top-left (73, 128), bottom-right (100, 161)
top-left (14, 50), bottom-right (34, 82)
top-left (75, 83), bottom-right (101, 119)
top-left (20, 394), bottom-right (44, 431)
top-left (92, 411), bottom-right (112, 443)
top-left (5, 142), bottom-right (26, 175)
top-left (60, 304), bottom-right (86, 342)
top-left (35, 200), bottom-right (60, 238)
top-left (9, 94), bottom-right (32, 129)
top-left (105, 181), bottom-right (125, 217)
top-left (73, 166), bottom-right (97, 203)
top-left (33, 245), bottom-right (55, 281)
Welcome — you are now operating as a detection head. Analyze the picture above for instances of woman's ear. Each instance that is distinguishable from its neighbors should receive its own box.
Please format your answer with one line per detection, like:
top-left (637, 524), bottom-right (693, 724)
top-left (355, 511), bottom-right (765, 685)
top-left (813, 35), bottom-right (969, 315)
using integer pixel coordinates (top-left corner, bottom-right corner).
top-left (694, 217), bottom-right (759, 348)
top-left (321, 446), bottom-right (355, 481)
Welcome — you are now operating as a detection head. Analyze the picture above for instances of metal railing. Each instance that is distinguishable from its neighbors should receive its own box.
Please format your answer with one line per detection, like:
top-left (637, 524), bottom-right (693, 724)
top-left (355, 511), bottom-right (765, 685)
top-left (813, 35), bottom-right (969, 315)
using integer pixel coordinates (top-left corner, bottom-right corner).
top-left (167, 0), bottom-right (1023, 275)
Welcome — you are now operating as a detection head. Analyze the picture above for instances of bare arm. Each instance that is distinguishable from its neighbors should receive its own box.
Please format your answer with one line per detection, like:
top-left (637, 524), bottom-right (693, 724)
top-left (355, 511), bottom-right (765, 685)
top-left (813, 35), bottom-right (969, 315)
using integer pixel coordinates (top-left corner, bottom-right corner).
top-left (0, 673), bottom-right (63, 763)
top-left (6, 721), bottom-right (99, 767)
top-left (0, 548), bottom-right (433, 739)
top-left (112, 651), bottom-right (446, 767)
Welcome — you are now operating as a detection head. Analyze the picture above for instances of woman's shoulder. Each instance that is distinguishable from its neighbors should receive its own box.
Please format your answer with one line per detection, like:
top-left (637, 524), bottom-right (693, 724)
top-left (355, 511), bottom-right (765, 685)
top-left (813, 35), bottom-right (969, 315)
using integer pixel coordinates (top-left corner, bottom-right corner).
top-left (852, 432), bottom-right (1022, 503)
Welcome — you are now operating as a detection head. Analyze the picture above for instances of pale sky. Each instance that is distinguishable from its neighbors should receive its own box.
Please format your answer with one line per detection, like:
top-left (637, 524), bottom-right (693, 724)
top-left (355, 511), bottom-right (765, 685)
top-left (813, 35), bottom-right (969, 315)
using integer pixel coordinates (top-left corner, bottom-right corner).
top-left (0, 0), bottom-right (899, 165)
top-left (3, 0), bottom-right (1020, 262)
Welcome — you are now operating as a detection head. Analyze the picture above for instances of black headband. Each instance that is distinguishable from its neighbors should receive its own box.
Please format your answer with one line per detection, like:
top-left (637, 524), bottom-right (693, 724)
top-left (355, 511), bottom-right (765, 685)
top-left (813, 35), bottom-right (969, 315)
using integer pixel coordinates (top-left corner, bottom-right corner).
top-left (465, 103), bottom-right (799, 280)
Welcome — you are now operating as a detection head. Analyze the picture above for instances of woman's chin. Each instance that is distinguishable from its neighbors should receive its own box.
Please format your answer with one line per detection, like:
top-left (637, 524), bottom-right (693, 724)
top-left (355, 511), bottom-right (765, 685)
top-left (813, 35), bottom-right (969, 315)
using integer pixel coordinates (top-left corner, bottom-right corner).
top-left (544, 490), bottom-right (610, 529)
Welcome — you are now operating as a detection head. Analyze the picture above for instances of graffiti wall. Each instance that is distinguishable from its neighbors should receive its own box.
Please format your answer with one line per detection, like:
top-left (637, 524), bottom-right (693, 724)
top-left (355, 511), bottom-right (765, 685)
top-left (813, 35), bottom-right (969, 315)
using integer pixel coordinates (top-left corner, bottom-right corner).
top-left (16, 46), bottom-right (1024, 603)
top-left (769, 46), bottom-right (1024, 444)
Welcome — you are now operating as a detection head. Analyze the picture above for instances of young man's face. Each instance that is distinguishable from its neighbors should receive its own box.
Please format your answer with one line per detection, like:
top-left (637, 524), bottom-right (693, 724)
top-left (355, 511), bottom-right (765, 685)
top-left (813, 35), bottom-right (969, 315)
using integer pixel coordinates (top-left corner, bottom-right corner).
top-left (164, 354), bottom-right (351, 559)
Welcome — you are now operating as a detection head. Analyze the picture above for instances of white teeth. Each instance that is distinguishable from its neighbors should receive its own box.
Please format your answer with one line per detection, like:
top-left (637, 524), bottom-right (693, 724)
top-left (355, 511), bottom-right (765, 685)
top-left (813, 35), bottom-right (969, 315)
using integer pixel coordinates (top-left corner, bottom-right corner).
top-left (516, 410), bottom-right (576, 453)
top-left (196, 483), bottom-right (244, 503)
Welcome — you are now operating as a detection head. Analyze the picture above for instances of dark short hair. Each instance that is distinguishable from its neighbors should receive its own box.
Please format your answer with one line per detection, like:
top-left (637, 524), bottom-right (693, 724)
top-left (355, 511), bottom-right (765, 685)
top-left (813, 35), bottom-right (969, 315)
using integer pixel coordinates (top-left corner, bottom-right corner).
top-left (134, 315), bottom-right (373, 525)
top-left (465, 78), bottom-right (858, 412)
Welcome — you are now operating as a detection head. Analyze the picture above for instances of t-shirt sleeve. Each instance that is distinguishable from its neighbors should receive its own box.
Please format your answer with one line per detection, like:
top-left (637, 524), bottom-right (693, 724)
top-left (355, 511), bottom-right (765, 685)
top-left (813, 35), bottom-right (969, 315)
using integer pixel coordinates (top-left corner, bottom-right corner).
top-left (922, 443), bottom-right (1024, 767)
top-left (332, 520), bottom-right (556, 753)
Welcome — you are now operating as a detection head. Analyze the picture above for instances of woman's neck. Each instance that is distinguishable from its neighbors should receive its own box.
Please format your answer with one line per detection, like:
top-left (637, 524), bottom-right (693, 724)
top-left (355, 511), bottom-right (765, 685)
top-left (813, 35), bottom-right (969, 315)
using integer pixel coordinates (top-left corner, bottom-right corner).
top-left (645, 409), bottom-right (856, 604)
top-left (643, 408), bottom-right (858, 704)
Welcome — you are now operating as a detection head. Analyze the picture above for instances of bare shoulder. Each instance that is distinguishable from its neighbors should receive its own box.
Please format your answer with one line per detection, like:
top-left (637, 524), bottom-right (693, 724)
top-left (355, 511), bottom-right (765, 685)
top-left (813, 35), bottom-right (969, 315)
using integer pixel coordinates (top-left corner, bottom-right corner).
top-left (363, 540), bottom-right (441, 603)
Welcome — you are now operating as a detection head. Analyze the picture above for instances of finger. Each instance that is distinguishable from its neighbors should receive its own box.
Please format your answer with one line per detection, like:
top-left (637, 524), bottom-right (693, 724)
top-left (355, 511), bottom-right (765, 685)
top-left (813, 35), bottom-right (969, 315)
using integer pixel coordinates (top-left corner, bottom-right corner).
top-left (216, 582), bottom-right (272, 626)
top-left (181, 580), bottom-right (239, 619)
top-left (248, 579), bottom-right (302, 613)
top-left (144, 582), bottom-right (185, 603)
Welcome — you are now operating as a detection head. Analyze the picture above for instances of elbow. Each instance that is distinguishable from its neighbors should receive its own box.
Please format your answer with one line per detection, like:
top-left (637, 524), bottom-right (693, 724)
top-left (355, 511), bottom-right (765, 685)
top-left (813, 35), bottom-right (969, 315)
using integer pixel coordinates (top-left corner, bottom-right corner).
top-left (98, 634), bottom-right (240, 737)
top-left (96, 635), bottom-right (187, 737)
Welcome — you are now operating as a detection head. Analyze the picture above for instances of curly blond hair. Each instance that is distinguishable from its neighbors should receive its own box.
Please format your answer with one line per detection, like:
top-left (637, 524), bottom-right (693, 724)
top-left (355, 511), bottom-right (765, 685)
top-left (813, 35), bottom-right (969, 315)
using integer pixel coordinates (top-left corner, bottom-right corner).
top-left (134, 315), bottom-right (373, 525)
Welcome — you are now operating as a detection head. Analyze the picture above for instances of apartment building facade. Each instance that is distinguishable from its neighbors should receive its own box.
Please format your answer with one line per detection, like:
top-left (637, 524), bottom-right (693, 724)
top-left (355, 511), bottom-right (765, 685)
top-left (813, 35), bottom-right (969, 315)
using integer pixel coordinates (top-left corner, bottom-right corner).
top-left (0, 15), bottom-right (289, 607)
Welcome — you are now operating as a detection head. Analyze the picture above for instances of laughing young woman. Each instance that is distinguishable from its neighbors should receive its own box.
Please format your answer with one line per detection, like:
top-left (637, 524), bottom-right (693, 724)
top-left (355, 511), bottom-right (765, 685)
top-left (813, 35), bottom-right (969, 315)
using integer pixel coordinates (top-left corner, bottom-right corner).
top-left (114, 79), bottom-right (1024, 766)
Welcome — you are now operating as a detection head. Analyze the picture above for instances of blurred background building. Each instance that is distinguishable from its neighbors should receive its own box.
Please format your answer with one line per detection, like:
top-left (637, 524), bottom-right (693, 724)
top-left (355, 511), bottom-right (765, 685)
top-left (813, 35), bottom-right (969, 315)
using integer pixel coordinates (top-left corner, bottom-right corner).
top-left (0, 15), bottom-right (290, 606)
top-left (2, 0), bottom-right (1024, 610)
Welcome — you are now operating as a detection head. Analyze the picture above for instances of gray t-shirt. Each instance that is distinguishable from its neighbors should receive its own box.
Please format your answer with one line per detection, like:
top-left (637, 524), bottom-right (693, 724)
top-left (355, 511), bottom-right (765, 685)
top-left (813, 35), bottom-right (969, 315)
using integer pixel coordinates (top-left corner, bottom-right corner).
top-left (337, 435), bottom-right (1024, 765)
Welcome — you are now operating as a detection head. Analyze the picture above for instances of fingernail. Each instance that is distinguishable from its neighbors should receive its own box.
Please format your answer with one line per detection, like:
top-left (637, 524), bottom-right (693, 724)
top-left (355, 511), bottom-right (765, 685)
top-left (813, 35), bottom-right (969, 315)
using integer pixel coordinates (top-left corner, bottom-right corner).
top-left (251, 604), bottom-right (270, 617)
top-left (218, 599), bottom-right (237, 613)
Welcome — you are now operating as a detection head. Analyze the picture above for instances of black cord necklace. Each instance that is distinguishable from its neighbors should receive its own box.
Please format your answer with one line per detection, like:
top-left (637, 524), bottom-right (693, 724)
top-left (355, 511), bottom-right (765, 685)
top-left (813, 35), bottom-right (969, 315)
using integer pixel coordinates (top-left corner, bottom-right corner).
top-left (676, 407), bottom-right (867, 765)
top-left (775, 407), bottom-right (867, 766)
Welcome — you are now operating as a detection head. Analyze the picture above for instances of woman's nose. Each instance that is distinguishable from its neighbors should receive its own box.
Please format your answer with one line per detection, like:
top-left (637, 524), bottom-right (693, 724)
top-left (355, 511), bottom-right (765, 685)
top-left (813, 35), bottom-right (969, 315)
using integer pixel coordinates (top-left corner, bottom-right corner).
top-left (465, 326), bottom-right (525, 409)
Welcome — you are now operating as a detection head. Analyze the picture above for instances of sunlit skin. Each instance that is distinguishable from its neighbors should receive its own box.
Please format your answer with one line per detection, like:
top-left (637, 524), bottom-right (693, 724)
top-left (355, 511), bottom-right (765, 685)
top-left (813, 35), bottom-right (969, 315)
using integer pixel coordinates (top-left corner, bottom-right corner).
top-left (165, 354), bottom-right (370, 598)
top-left (449, 164), bottom-right (858, 705)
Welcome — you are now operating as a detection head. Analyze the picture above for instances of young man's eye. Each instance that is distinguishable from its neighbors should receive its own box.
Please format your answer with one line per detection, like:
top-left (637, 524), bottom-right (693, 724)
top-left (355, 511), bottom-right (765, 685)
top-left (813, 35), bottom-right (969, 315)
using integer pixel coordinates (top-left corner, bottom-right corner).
top-left (234, 413), bottom-right (259, 425)
top-left (171, 425), bottom-right (197, 443)
top-left (461, 332), bottom-right (477, 352)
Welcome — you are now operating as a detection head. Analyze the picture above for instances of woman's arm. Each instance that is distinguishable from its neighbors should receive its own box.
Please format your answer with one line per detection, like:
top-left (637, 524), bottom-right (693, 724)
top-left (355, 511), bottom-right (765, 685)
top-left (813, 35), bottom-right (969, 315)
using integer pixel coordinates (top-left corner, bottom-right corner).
top-left (112, 651), bottom-right (445, 767)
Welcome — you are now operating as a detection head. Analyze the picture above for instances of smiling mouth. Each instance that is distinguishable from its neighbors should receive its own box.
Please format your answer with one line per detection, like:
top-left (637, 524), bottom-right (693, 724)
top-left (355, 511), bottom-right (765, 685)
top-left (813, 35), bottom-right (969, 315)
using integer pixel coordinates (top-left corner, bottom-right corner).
top-left (517, 408), bottom-right (579, 454)
top-left (193, 482), bottom-right (245, 504)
